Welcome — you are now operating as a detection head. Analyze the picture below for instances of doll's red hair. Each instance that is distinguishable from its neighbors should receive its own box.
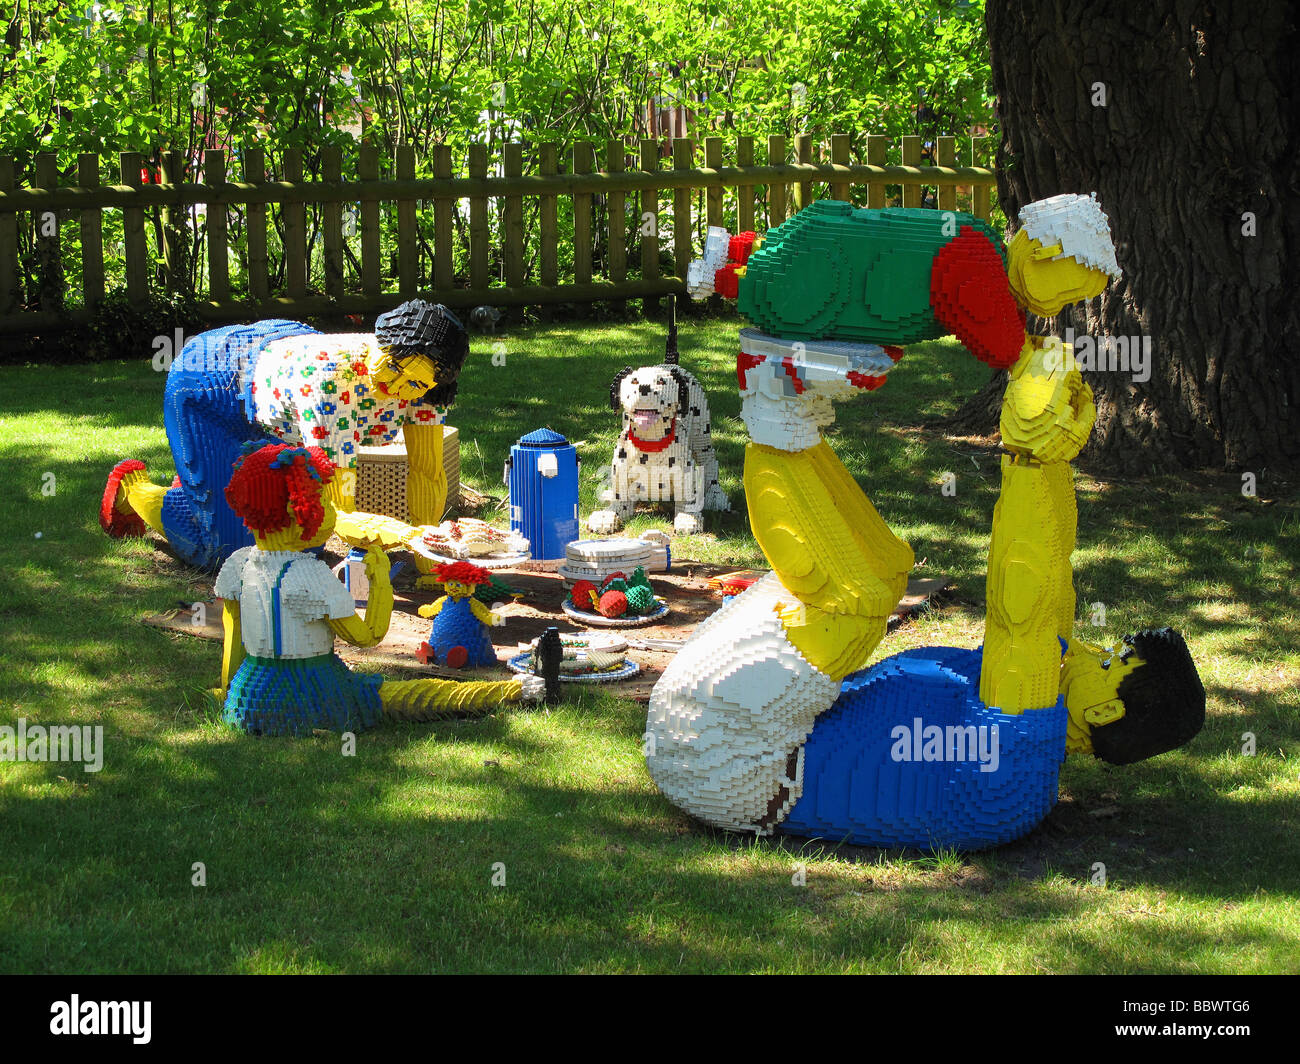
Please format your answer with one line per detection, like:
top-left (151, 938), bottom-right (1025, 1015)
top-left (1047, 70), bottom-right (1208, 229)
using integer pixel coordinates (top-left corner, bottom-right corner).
top-left (225, 444), bottom-right (335, 542)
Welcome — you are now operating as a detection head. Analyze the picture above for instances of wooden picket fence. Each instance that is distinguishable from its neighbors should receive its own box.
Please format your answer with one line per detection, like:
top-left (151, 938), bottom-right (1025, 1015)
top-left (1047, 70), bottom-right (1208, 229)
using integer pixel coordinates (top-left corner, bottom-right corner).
top-left (0, 133), bottom-right (995, 336)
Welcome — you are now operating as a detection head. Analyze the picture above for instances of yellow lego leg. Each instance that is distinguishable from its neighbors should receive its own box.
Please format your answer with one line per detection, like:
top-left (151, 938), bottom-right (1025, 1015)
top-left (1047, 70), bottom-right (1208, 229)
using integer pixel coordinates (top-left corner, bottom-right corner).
top-left (110, 467), bottom-right (168, 536)
top-left (979, 454), bottom-right (1076, 714)
top-left (745, 440), bottom-right (913, 681)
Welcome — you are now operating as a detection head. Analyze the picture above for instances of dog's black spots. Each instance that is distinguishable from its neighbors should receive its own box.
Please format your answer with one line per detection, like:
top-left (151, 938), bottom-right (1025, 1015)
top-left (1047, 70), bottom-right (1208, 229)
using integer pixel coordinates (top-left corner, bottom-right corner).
top-left (703, 424), bottom-right (710, 433)
top-left (691, 406), bottom-right (700, 416)
top-left (668, 456), bottom-right (676, 467)
top-left (639, 383), bottom-right (651, 395)
top-left (614, 492), bottom-right (621, 499)
top-left (617, 448), bottom-right (627, 459)
top-left (639, 454), bottom-right (649, 465)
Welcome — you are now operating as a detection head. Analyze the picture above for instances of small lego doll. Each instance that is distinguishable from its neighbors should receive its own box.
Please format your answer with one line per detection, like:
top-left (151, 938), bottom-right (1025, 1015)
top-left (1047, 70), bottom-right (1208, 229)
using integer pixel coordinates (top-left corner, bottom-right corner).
top-left (417, 561), bottom-right (501, 668)
top-left (214, 443), bottom-right (543, 736)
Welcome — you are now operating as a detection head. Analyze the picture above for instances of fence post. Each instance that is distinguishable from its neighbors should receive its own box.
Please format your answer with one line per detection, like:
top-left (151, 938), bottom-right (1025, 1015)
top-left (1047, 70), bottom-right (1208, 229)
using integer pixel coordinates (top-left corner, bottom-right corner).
top-left (901, 136), bottom-right (921, 208)
top-left (767, 135), bottom-right (787, 228)
top-left (830, 133), bottom-right (851, 201)
top-left (539, 143), bottom-right (558, 288)
top-left (321, 145), bottom-right (344, 301)
top-left (119, 152), bottom-right (148, 307)
top-left (795, 133), bottom-right (813, 210)
top-left (0, 156), bottom-right (16, 315)
top-left (206, 149), bottom-right (229, 304)
top-left (161, 150), bottom-right (189, 295)
top-left (671, 138), bottom-right (692, 281)
top-left (736, 135), bottom-right (754, 234)
top-left (937, 136), bottom-right (957, 213)
top-left (705, 137), bottom-right (723, 230)
top-left (639, 139), bottom-right (659, 316)
top-left (432, 144), bottom-right (454, 292)
top-left (573, 141), bottom-right (594, 286)
top-left (866, 135), bottom-right (888, 209)
top-left (972, 137), bottom-right (991, 221)
top-left (606, 138), bottom-right (627, 285)
top-left (244, 147), bottom-right (269, 303)
top-left (35, 153), bottom-right (62, 313)
top-left (359, 143), bottom-right (381, 295)
top-left (78, 153), bottom-right (104, 312)
top-left (468, 142), bottom-right (489, 291)
top-left (284, 148), bottom-right (307, 299)
top-left (504, 141), bottom-right (525, 292)
top-left (396, 144), bottom-right (417, 296)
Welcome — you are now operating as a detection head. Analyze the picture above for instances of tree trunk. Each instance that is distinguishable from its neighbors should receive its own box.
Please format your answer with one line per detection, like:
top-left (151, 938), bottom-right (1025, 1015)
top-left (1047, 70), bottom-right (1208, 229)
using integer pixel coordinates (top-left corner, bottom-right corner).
top-left (952, 0), bottom-right (1300, 474)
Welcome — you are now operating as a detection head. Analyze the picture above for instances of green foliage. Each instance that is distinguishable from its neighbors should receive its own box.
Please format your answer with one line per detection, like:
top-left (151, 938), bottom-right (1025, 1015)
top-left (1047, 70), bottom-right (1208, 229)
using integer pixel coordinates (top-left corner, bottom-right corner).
top-left (79, 288), bottom-right (201, 363)
top-left (0, 1), bottom-right (993, 310)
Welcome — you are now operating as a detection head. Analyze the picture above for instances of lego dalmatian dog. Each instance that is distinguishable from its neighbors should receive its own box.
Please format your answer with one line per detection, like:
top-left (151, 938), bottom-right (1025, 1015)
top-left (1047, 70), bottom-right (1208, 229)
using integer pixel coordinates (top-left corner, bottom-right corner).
top-left (588, 305), bottom-right (728, 535)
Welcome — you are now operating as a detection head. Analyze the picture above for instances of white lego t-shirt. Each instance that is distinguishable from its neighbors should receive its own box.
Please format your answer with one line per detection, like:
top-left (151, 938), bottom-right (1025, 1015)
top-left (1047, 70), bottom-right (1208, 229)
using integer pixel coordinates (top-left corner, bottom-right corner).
top-left (215, 548), bottom-right (357, 659)
top-left (247, 334), bottom-right (448, 470)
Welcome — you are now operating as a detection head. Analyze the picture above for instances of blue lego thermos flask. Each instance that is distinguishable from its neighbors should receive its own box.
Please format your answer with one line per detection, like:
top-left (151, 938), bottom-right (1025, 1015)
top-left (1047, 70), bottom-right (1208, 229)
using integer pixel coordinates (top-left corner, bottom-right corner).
top-left (505, 428), bottom-right (579, 566)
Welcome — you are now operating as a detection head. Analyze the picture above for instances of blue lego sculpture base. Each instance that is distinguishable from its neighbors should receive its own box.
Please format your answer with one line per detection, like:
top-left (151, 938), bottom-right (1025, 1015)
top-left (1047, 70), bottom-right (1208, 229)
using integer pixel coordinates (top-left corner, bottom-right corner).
top-left (780, 646), bottom-right (1067, 850)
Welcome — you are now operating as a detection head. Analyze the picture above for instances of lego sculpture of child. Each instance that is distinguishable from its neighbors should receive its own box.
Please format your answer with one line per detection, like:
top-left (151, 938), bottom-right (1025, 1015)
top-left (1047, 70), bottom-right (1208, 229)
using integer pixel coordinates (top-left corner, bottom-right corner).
top-left (416, 561), bottom-right (500, 669)
top-left (215, 443), bottom-right (542, 736)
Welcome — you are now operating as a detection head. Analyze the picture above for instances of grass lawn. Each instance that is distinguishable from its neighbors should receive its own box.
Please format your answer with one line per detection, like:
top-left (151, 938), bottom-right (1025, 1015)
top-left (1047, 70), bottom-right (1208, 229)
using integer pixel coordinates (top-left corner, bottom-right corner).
top-left (1, 312), bottom-right (1298, 974)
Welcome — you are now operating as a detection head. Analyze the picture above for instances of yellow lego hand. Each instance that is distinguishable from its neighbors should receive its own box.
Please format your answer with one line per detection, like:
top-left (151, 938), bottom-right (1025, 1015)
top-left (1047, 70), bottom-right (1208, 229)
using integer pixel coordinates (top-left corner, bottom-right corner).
top-left (416, 602), bottom-right (438, 619)
top-left (1000, 338), bottom-right (1096, 464)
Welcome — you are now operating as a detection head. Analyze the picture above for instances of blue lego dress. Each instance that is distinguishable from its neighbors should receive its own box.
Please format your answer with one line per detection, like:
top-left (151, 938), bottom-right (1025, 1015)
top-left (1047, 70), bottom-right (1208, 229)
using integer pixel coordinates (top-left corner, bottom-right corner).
top-left (427, 596), bottom-right (497, 668)
top-left (779, 646), bottom-right (1068, 850)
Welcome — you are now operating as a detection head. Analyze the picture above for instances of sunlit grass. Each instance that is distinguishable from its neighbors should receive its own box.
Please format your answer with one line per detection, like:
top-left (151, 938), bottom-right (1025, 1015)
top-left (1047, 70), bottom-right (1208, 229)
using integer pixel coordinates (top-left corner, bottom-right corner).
top-left (0, 313), bottom-right (1297, 973)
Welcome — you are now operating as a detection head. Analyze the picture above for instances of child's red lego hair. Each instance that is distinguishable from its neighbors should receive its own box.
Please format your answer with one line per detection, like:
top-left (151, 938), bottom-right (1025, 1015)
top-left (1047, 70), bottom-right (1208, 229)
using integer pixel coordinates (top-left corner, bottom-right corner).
top-left (225, 444), bottom-right (335, 542)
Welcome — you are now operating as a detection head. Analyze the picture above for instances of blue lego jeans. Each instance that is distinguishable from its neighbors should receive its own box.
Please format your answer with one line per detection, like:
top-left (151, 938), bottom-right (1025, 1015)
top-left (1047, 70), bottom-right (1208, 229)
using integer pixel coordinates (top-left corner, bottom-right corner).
top-left (780, 646), bottom-right (1068, 850)
top-left (159, 320), bottom-right (317, 568)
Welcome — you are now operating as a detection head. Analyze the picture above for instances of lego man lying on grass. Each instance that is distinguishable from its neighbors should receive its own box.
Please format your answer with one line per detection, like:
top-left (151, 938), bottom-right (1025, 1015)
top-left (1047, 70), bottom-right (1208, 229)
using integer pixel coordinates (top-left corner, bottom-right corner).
top-left (102, 299), bottom-right (464, 588)
top-left (647, 194), bottom-right (1204, 848)
top-left (213, 443), bottom-right (542, 737)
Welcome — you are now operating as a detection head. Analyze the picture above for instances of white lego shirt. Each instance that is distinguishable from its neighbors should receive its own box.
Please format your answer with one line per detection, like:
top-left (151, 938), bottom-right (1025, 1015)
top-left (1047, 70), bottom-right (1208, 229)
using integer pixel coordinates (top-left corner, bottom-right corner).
top-left (215, 548), bottom-right (357, 659)
top-left (247, 334), bottom-right (447, 471)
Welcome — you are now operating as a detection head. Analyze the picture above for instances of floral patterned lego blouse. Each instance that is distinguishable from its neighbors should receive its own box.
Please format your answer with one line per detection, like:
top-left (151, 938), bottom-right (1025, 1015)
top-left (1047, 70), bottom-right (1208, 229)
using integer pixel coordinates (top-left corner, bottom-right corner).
top-left (247, 334), bottom-right (447, 469)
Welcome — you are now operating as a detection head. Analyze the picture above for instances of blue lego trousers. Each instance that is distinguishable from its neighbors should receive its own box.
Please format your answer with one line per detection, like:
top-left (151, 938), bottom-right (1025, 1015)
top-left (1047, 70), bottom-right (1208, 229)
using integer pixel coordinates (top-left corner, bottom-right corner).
top-left (159, 320), bottom-right (317, 568)
top-left (780, 646), bottom-right (1068, 850)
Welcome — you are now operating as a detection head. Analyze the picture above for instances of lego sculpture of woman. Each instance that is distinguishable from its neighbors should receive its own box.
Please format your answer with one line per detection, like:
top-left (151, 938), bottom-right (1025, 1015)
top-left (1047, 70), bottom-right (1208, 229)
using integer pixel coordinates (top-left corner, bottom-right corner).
top-left (102, 300), bottom-right (464, 587)
top-left (214, 443), bottom-right (542, 736)
top-left (648, 196), bottom-right (1204, 848)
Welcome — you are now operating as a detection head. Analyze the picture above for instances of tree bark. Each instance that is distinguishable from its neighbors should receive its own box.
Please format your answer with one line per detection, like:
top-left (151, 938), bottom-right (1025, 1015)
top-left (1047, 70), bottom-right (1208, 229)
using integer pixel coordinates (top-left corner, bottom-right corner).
top-left (951, 0), bottom-right (1300, 474)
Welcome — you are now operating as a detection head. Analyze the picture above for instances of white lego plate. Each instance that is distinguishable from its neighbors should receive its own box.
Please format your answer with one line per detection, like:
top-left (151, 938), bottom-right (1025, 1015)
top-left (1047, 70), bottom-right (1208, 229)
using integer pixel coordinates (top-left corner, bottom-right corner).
top-left (561, 599), bottom-right (670, 628)
top-left (506, 653), bottom-right (640, 684)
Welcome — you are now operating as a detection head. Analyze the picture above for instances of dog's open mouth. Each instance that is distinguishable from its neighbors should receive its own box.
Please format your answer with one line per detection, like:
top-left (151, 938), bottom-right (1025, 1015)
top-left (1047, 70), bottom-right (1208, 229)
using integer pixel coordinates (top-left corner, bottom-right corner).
top-left (632, 408), bottom-right (664, 430)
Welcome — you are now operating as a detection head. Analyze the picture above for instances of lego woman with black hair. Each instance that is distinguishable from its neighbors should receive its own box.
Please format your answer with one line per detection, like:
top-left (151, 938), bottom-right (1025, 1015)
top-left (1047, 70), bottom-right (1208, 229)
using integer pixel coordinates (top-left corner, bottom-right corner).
top-left (101, 300), bottom-right (467, 587)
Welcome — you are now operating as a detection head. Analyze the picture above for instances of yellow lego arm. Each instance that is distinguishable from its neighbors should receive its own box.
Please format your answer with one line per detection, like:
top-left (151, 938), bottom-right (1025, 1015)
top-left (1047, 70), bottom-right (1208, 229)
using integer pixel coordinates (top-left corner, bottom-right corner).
top-left (416, 597), bottom-right (447, 620)
top-left (326, 546), bottom-right (393, 648)
top-left (979, 456), bottom-right (1078, 714)
top-left (1000, 337), bottom-right (1096, 464)
top-left (404, 423), bottom-right (447, 527)
top-left (469, 598), bottom-right (497, 627)
top-left (219, 598), bottom-right (245, 695)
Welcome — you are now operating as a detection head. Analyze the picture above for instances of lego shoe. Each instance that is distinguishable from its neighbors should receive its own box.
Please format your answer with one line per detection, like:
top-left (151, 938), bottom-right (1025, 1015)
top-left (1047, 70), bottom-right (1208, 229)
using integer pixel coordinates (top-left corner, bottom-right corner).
top-left (1062, 628), bottom-right (1205, 764)
top-left (736, 328), bottom-right (903, 450)
top-left (99, 460), bottom-right (148, 538)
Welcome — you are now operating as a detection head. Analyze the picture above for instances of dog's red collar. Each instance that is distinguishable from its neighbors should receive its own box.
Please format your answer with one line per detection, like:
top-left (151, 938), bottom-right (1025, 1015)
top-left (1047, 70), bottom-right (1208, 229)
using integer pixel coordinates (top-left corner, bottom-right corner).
top-left (629, 418), bottom-right (677, 453)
